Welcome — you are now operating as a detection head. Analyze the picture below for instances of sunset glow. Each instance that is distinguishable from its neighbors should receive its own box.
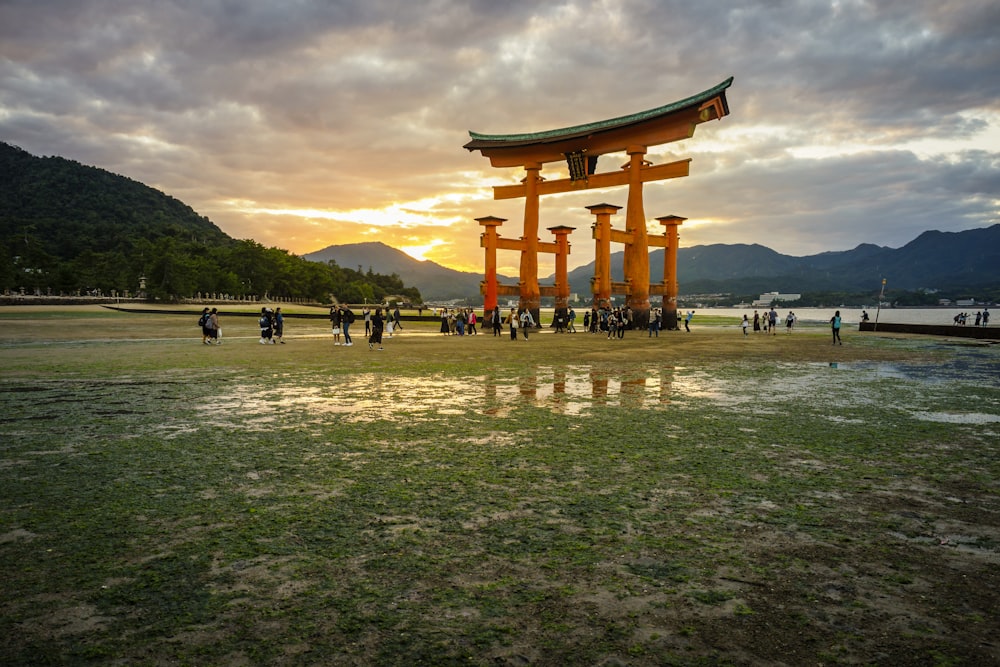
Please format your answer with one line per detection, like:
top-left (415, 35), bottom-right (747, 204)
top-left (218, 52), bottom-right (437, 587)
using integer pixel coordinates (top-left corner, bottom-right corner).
top-left (1, 1), bottom-right (995, 270)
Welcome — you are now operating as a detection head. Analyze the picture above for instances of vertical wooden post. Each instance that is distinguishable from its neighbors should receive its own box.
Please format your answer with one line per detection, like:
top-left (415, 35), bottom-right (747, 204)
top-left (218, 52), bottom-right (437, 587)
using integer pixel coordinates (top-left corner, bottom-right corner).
top-left (520, 162), bottom-right (542, 323)
top-left (548, 225), bottom-right (574, 313)
top-left (623, 145), bottom-right (651, 328)
top-left (656, 215), bottom-right (685, 330)
top-left (587, 203), bottom-right (620, 309)
top-left (477, 216), bottom-right (505, 314)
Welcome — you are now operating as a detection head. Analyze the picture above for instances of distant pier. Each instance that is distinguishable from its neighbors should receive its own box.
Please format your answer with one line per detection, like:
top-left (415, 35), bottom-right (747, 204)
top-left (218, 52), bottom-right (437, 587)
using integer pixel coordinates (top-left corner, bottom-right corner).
top-left (860, 321), bottom-right (998, 340)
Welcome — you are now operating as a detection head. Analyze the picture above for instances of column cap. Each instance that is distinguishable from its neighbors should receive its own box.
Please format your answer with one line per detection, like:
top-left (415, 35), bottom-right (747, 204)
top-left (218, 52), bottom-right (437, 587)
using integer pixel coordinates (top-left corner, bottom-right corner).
top-left (655, 215), bottom-right (687, 224)
top-left (586, 203), bottom-right (622, 214)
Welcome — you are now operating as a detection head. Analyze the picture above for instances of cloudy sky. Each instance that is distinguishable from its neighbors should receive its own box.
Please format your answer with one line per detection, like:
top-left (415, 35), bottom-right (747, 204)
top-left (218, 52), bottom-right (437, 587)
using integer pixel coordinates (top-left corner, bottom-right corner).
top-left (2, 0), bottom-right (998, 275)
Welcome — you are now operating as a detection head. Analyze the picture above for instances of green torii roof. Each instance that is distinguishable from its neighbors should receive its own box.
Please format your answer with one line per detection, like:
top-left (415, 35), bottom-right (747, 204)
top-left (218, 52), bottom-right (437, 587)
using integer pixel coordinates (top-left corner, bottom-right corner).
top-left (464, 77), bottom-right (733, 150)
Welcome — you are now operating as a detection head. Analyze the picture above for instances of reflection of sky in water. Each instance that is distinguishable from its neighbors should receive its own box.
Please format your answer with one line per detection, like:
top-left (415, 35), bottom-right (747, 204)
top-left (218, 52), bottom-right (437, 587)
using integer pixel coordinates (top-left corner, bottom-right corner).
top-left (195, 352), bottom-right (1000, 428)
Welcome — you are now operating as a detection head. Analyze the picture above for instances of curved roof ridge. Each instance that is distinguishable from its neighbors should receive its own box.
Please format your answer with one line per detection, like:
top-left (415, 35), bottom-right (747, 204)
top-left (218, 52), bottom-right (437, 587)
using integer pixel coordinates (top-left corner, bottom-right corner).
top-left (467, 77), bottom-right (733, 144)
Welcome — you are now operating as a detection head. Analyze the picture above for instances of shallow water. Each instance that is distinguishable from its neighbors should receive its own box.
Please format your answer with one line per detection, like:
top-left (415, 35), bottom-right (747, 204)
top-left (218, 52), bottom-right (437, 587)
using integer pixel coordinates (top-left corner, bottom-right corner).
top-left (186, 350), bottom-right (999, 430)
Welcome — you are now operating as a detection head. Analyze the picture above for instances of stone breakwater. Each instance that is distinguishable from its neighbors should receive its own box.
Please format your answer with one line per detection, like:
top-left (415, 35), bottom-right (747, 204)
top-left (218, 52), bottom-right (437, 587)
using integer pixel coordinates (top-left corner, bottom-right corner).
top-left (859, 320), bottom-right (998, 340)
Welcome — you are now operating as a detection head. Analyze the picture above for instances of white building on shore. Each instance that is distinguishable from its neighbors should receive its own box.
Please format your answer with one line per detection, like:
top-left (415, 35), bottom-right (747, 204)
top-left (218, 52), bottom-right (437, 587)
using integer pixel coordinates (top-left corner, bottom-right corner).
top-left (752, 291), bottom-right (801, 307)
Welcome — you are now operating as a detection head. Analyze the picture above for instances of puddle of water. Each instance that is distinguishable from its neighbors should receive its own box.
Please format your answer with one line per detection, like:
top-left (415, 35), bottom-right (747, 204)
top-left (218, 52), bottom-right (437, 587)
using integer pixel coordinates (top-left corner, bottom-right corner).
top-left (186, 355), bottom-right (1000, 428)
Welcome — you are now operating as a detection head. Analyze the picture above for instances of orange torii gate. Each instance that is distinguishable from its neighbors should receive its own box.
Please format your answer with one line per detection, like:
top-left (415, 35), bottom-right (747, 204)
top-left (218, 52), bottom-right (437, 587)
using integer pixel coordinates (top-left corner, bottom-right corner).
top-left (464, 77), bottom-right (732, 328)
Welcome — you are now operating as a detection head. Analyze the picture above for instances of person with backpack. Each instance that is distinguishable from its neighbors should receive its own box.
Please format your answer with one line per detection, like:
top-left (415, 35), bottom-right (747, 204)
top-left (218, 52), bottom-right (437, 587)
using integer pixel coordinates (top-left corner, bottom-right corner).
top-left (259, 307), bottom-right (275, 344)
top-left (198, 307), bottom-right (211, 344)
top-left (341, 305), bottom-right (355, 346)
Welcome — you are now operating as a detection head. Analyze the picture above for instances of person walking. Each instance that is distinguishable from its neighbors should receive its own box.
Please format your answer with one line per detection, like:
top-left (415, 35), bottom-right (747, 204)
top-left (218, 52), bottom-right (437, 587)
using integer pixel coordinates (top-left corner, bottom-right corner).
top-left (259, 307), bottom-right (275, 344)
top-left (330, 306), bottom-right (343, 346)
top-left (831, 310), bottom-right (843, 345)
top-left (341, 305), bottom-right (355, 346)
top-left (519, 308), bottom-right (535, 340)
top-left (505, 308), bottom-right (518, 341)
top-left (199, 307), bottom-right (212, 345)
top-left (742, 314), bottom-right (749, 337)
top-left (203, 307), bottom-right (221, 345)
top-left (648, 309), bottom-right (659, 337)
top-left (369, 307), bottom-right (384, 350)
top-left (274, 307), bottom-right (284, 344)
top-left (491, 307), bottom-right (503, 336)
top-left (768, 308), bottom-right (778, 335)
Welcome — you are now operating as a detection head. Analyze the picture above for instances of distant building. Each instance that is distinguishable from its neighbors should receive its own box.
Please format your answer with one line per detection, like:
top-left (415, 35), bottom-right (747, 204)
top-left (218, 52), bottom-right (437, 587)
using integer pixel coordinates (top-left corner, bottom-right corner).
top-left (752, 291), bottom-right (801, 307)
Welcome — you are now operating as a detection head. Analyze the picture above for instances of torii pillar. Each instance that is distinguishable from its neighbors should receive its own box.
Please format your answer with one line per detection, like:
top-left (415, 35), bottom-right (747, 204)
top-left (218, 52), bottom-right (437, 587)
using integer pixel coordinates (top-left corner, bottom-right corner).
top-left (548, 225), bottom-right (574, 315)
top-left (623, 146), bottom-right (651, 328)
top-left (477, 215), bottom-right (506, 314)
top-left (656, 215), bottom-right (685, 330)
top-left (519, 162), bottom-right (543, 321)
top-left (588, 203), bottom-right (621, 309)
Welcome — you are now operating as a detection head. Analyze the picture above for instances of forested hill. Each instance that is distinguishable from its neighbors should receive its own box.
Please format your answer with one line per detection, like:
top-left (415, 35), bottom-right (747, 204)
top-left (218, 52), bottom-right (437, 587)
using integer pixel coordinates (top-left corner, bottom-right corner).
top-left (0, 142), bottom-right (228, 253)
top-left (0, 142), bottom-right (420, 303)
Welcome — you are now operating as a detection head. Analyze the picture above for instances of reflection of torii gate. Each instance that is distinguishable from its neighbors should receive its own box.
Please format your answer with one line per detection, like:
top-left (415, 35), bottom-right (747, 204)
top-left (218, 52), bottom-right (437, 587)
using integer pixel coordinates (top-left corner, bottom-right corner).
top-left (464, 77), bottom-right (732, 328)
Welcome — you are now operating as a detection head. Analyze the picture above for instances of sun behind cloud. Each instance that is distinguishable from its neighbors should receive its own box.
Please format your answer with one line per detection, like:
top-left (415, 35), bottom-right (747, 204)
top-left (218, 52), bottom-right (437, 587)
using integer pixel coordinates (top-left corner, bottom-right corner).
top-left (400, 239), bottom-right (447, 262)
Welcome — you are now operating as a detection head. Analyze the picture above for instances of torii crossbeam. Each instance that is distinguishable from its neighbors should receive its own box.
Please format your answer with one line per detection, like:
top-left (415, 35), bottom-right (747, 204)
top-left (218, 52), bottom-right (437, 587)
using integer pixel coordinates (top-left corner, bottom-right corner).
top-left (465, 77), bottom-right (733, 328)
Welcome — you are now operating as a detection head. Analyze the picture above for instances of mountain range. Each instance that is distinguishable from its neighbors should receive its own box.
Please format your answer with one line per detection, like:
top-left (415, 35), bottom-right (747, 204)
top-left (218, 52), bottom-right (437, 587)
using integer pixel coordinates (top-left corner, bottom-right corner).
top-left (3, 139), bottom-right (995, 303)
top-left (305, 224), bottom-right (1000, 302)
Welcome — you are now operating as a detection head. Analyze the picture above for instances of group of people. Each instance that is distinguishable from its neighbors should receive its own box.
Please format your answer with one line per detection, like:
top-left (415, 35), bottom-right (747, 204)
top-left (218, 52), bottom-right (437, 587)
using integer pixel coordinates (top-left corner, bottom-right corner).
top-left (438, 308), bottom-right (478, 336)
top-left (501, 307), bottom-right (536, 340)
top-left (360, 306), bottom-right (403, 338)
top-left (199, 307), bottom-right (221, 344)
top-left (954, 309), bottom-right (990, 326)
top-left (582, 306), bottom-right (632, 336)
top-left (740, 308), bottom-right (783, 335)
top-left (738, 310), bottom-right (796, 336)
top-left (330, 303), bottom-right (400, 350)
top-left (258, 307), bottom-right (284, 344)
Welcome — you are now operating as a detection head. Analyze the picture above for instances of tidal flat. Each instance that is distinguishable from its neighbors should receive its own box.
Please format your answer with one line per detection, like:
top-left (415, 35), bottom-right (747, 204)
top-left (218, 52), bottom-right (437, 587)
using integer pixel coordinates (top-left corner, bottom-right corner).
top-left (1, 307), bottom-right (998, 665)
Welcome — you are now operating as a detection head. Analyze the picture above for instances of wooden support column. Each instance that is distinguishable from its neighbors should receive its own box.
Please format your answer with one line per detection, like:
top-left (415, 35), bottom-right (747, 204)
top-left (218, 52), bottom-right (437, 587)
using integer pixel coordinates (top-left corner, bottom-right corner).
top-left (477, 216), bottom-right (506, 314)
top-left (548, 225), bottom-right (574, 314)
top-left (588, 203), bottom-right (620, 309)
top-left (656, 215), bottom-right (685, 330)
top-left (623, 145), bottom-right (651, 328)
top-left (520, 162), bottom-right (542, 322)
